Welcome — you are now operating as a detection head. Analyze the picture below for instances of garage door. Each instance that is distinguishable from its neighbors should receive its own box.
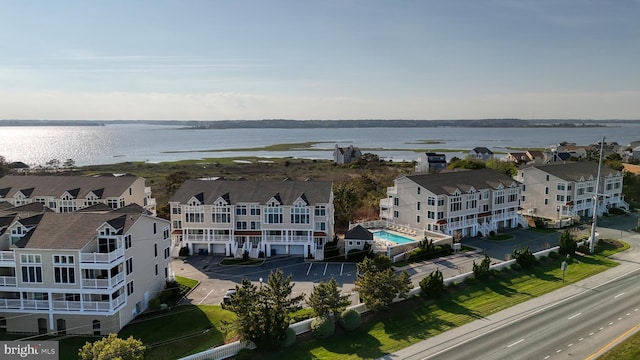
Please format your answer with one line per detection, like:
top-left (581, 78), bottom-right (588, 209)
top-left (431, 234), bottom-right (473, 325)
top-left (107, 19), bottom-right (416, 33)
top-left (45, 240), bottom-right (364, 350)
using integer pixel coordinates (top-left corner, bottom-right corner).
top-left (271, 245), bottom-right (286, 256)
top-left (211, 244), bottom-right (226, 255)
top-left (289, 245), bottom-right (304, 255)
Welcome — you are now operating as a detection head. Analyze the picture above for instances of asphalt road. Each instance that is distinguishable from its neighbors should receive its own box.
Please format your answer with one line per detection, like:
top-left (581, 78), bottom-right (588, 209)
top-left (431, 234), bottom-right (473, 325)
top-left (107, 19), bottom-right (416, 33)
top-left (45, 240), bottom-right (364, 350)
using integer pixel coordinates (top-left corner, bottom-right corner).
top-left (380, 213), bottom-right (640, 360)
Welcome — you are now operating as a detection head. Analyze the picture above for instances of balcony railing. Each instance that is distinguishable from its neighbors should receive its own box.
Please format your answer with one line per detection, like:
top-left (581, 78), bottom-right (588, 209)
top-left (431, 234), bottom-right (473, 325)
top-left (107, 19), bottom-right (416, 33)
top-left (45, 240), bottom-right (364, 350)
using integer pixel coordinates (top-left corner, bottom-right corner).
top-left (82, 272), bottom-right (125, 289)
top-left (0, 251), bottom-right (15, 262)
top-left (80, 247), bottom-right (125, 264)
top-left (184, 234), bottom-right (231, 242)
top-left (0, 276), bottom-right (17, 287)
top-left (0, 295), bottom-right (126, 312)
top-left (0, 299), bottom-right (22, 309)
top-left (22, 300), bottom-right (50, 310)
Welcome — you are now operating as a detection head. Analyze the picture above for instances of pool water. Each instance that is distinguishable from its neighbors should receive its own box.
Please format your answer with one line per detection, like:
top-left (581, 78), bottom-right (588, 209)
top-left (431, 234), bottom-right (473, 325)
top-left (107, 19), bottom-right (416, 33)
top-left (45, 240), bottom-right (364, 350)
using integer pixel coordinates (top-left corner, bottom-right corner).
top-left (373, 230), bottom-right (416, 244)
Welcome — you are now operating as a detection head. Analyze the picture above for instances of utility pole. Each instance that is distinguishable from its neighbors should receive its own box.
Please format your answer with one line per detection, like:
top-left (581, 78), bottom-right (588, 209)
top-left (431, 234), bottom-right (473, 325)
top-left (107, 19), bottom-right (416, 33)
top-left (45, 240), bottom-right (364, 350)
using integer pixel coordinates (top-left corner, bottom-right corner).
top-left (589, 137), bottom-right (605, 254)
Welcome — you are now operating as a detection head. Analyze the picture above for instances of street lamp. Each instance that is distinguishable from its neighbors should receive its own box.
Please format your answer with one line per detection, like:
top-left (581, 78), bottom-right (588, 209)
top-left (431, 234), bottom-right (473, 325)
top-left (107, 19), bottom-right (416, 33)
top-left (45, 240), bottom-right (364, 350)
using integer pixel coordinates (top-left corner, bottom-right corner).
top-left (259, 277), bottom-right (263, 289)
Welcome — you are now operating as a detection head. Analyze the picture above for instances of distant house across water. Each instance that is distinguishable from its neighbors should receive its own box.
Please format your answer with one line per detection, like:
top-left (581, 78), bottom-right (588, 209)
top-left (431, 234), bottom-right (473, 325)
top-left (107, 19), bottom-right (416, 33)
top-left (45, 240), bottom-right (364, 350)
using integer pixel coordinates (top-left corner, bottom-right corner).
top-left (468, 147), bottom-right (494, 161)
top-left (415, 152), bottom-right (447, 173)
top-left (333, 144), bottom-right (362, 164)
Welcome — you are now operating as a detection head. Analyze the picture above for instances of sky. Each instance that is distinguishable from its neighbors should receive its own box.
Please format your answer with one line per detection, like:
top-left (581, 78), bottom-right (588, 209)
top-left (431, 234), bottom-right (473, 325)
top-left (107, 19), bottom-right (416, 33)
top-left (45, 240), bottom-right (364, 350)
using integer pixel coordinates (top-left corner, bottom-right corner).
top-left (0, 0), bottom-right (639, 121)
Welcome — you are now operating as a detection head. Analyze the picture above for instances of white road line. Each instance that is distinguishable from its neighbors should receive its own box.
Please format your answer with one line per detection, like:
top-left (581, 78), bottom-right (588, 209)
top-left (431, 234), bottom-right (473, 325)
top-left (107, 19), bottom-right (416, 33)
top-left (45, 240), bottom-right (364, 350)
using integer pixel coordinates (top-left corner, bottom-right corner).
top-left (619, 318), bottom-right (623, 321)
top-left (627, 313), bottom-right (631, 316)
top-left (579, 338), bottom-right (584, 341)
top-left (340, 263), bottom-right (344, 276)
top-left (590, 332), bottom-right (595, 336)
top-left (323, 263), bottom-right (328, 276)
top-left (198, 289), bottom-right (214, 305)
top-left (568, 312), bottom-right (582, 320)
top-left (544, 356), bottom-right (550, 360)
top-left (306, 263), bottom-right (313, 275)
top-left (599, 327), bottom-right (604, 330)
top-left (507, 338), bottom-right (525, 348)
top-left (614, 292), bottom-right (625, 299)
top-left (556, 349), bottom-right (562, 353)
top-left (609, 322), bottom-right (614, 326)
top-left (568, 343), bottom-right (573, 347)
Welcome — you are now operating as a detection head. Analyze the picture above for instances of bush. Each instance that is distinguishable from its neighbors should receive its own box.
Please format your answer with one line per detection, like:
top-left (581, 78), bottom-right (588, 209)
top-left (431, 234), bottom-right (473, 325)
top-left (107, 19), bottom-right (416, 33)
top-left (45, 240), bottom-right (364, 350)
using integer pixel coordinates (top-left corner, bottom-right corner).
top-left (419, 269), bottom-right (445, 298)
top-left (282, 327), bottom-right (296, 347)
top-left (258, 250), bottom-right (265, 258)
top-left (534, 217), bottom-right (546, 229)
top-left (242, 250), bottom-right (250, 261)
top-left (558, 230), bottom-right (577, 256)
top-left (311, 315), bottom-right (335, 339)
top-left (288, 308), bottom-right (315, 324)
top-left (346, 248), bottom-right (368, 263)
top-left (548, 251), bottom-right (559, 259)
top-left (148, 297), bottom-right (161, 311)
top-left (178, 246), bottom-right (190, 256)
top-left (510, 263), bottom-right (522, 272)
top-left (339, 309), bottom-right (361, 331)
top-left (512, 246), bottom-right (537, 269)
top-left (472, 254), bottom-right (491, 280)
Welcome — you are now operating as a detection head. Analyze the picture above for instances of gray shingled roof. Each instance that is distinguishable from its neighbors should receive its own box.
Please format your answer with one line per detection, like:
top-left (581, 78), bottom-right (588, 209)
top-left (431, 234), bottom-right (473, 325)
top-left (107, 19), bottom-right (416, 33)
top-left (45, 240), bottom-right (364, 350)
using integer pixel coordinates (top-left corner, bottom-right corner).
top-left (0, 175), bottom-right (139, 199)
top-left (472, 147), bottom-right (493, 154)
top-left (169, 180), bottom-right (333, 204)
top-left (405, 168), bottom-right (519, 195)
top-left (345, 225), bottom-right (373, 240)
top-left (15, 212), bottom-right (140, 250)
top-left (528, 162), bottom-right (619, 181)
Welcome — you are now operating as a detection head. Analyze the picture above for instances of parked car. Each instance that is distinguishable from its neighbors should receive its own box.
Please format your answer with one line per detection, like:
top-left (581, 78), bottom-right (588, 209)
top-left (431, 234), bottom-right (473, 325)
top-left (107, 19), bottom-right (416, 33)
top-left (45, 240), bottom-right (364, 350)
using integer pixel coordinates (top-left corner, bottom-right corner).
top-left (221, 289), bottom-right (236, 308)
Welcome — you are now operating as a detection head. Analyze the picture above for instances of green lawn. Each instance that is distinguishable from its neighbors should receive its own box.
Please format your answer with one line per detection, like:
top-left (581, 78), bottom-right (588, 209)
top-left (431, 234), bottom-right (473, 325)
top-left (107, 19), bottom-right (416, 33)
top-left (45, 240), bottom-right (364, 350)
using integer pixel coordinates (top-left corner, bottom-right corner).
top-left (175, 275), bottom-right (199, 290)
top-left (251, 248), bottom-right (623, 360)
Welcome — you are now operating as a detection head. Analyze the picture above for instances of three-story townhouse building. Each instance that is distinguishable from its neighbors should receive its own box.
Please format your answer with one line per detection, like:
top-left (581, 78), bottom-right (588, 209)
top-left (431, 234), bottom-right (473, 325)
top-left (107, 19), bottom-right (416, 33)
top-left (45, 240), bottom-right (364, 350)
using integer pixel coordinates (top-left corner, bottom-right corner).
top-left (380, 168), bottom-right (522, 239)
top-left (169, 180), bottom-right (334, 260)
top-left (0, 211), bottom-right (171, 335)
top-left (0, 175), bottom-right (156, 215)
top-left (515, 162), bottom-right (628, 223)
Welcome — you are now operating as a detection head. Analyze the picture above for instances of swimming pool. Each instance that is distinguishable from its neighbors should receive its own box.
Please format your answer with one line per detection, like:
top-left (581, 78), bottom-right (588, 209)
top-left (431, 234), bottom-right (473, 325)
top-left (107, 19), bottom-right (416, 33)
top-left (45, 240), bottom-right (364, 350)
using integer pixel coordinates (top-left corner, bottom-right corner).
top-left (373, 230), bottom-right (416, 245)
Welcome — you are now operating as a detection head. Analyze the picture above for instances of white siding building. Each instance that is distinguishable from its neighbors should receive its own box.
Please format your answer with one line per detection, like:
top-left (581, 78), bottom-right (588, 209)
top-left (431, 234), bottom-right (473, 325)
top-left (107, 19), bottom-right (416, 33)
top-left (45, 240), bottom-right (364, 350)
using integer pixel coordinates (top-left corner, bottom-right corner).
top-left (515, 162), bottom-right (628, 222)
top-left (169, 180), bottom-right (334, 260)
top-left (0, 212), bottom-right (171, 335)
top-left (0, 175), bottom-right (156, 215)
top-left (380, 169), bottom-right (522, 239)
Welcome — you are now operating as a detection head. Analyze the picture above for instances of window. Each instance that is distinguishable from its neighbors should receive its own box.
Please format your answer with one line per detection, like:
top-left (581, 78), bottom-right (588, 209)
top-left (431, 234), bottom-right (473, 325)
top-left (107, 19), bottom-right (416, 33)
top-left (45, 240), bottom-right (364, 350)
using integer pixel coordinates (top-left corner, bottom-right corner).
top-left (450, 195), bottom-right (462, 212)
top-left (212, 206), bottom-right (231, 223)
top-left (125, 235), bottom-right (132, 249)
top-left (416, 202), bottom-right (421, 211)
top-left (154, 244), bottom-right (158, 257)
top-left (53, 255), bottom-right (75, 284)
top-left (171, 206), bottom-right (181, 214)
top-left (172, 220), bottom-right (182, 229)
top-left (314, 222), bottom-right (326, 231)
top-left (21, 266), bottom-right (43, 283)
top-left (127, 281), bottom-right (134, 296)
top-left (250, 221), bottom-right (261, 230)
top-left (155, 264), bottom-right (158, 276)
top-left (546, 175), bottom-right (550, 181)
top-left (437, 211), bottom-right (444, 219)
top-left (236, 221), bottom-right (247, 230)
top-left (495, 194), bottom-right (505, 205)
top-left (522, 184), bottom-right (526, 192)
top-left (544, 199), bottom-right (549, 205)
top-left (290, 204), bottom-right (310, 224)
top-left (185, 211), bottom-right (204, 223)
top-left (416, 215), bottom-right (421, 223)
top-left (521, 195), bottom-right (526, 202)
top-left (393, 197), bottom-right (399, 206)
top-left (164, 247), bottom-right (170, 259)
top-left (557, 183), bottom-right (566, 191)
top-left (417, 187), bottom-right (421, 195)
top-left (236, 205), bottom-right (247, 216)
top-left (556, 194), bottom-right (565, 201)
top-left (250, 205), bottom-right (261, 216)
top-left (438, 198), bottom-right (445, 206)
top-left (164, 267), bottom-right (168, 278)
top-left (264, 207), bottom-right (283, 224)
top-left (393, 210), bottom-right (399, 218)
top-left (427, 211), bottom-right (435, 219)
top-left (126, 258), bottom-right (133, 275)
top-left (545, 187), bottom-right (549, 195)
top-left (427, 197), bottom-right (435, 206)
top-left (314, 205), bottom-right (326, 216)
top-left (153, 223), bottom-right (157, 234)
top-left (577, 188), bottom-right (585, 196)
top-left (508, 193), bottom-right (518, 203)
top-left (466, 198), bottom-right (477, 210)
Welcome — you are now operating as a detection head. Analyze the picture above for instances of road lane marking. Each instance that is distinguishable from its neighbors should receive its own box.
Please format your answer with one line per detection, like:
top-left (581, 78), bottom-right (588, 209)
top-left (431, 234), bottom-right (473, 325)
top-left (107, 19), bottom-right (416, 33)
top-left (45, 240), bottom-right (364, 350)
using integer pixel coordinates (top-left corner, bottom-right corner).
top-left (341, 263), bottom-right (344, 275)
top-left (585, 322), bottom-right (640, 360)
top-left (614, 292), bottom-right (625, 298)
top-left (568, 343), bottom-right (573, 347)
top-left (589, 332), bottom-right (594, 336)
top-left (544, 356), bottom-right (550, 359)
top-left (556, 349), bottom-right (562, 353)
top-left (306, 263), bottom-right (313, 275)
top-left (568, 312), bottom-right (582, 320)
top-left (323, 263), bottom-right (328, 276)
top-left (579, 338), bottom-right (584, 341)
top-left (507, 338), bottom-right (524, 348)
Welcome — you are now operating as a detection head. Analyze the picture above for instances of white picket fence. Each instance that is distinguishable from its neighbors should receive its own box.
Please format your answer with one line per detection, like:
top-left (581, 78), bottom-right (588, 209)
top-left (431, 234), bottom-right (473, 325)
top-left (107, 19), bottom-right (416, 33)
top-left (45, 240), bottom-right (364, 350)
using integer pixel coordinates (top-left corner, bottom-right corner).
top-left (179, 246), bottom-right (563, 360)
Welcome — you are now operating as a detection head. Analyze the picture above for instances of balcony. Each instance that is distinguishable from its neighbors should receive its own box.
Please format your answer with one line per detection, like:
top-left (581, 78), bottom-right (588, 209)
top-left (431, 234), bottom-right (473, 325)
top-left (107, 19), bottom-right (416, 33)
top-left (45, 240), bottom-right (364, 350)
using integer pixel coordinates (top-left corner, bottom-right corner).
top-left (0, 276), bottom-right (17, 287)
top-left (0, 251), bottom-right (15, 263)
top-left (80, 247), bottom-right (125, 264)
top-left (82, 272), bottom-right (125, 289)
top-left (0, 295), bottom-right (126, 313)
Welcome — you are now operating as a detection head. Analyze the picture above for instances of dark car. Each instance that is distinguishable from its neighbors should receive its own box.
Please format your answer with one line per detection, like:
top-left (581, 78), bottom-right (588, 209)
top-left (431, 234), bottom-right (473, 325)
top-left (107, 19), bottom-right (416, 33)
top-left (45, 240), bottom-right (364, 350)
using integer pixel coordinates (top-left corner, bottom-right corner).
top-left (221, 289), bottom-right (236, 308)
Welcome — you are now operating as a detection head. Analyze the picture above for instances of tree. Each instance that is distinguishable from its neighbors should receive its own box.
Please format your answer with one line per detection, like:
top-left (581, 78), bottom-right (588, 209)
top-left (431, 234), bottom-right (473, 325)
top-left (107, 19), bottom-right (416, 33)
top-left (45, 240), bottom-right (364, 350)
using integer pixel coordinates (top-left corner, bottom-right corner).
top-left (46, 158), bottom-right (60, 170)
top-left (165, 170), bottom-right (190, 197)
top-left (512, 246), bottom-right (538, 269)
top-left (333, 181), bottom-right (363, 228)
top-left (0, 155), bottom-right (9, 176)
top-left (78, 333), bottom-right (145, 360)
top-left (558, 230), bottom-right (577, 256)
top-left (307, 278), bottom-right (351, 318)
top-left (472, 254), bottom-right (492, 280)
top-left (448, 157), bottom-right (486, 170)
top-left (419, 269), bottom-right (445, 298)
top-left (228, 270), bottom-right (305, 349)
top-left (486, 158), bottom-right (517, 176)
top-left (354, 257), bottom-right (412, 312)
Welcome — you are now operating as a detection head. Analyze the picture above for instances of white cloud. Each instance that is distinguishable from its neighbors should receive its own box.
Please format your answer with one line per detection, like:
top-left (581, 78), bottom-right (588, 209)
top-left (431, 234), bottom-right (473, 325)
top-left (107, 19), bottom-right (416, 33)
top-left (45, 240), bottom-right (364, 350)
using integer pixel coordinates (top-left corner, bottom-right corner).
top-left (0, 90), bottom-right (638, 120)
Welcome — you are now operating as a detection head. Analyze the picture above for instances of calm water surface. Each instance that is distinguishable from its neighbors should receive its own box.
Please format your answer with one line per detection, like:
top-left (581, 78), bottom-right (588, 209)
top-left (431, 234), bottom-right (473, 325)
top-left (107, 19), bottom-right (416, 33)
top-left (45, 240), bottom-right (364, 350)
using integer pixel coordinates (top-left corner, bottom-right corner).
top-left (0, 123), bottom-right (637, 166)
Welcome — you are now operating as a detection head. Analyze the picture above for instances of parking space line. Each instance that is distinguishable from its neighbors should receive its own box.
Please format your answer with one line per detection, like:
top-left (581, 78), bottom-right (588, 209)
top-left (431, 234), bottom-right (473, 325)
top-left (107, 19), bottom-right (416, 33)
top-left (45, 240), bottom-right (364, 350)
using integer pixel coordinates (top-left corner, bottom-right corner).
top-left (340, 263), bottom-right (344, 276)
top-left (198, 289), bottom-right (214, 305)
top-left (306, 263), bottom-right (313, 276)
top-left (323, 263), bottom-right (328, 276)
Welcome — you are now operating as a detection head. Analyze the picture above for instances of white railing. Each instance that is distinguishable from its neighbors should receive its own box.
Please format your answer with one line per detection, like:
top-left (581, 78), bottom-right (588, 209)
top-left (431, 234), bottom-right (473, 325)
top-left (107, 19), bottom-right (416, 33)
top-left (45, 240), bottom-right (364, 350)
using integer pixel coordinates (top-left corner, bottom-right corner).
top-left (0, 299), bottom-right (22, 309)
top-left (22, 300), bottom-right (50, 310)
top-left (82, 272), bottom-right (125, 289)
top-left (80, 247), bottom-right (125, 263)
top-left (290, 236), bottom-right (310, 243)
top-left (53, 300), bottom-right (83, 311)
top-left (0, 251), bottom-right (15, 262)
top-left (0, 276), bottom-right (17, 287)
